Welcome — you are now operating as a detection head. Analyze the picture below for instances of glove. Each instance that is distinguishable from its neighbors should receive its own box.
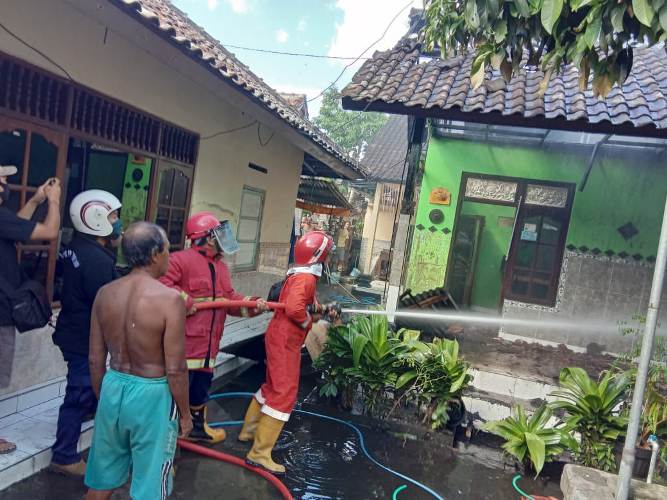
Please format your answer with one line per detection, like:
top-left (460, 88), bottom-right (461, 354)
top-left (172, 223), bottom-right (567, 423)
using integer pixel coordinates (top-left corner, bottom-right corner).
top-left (307, 302), bottom-right (341, 322)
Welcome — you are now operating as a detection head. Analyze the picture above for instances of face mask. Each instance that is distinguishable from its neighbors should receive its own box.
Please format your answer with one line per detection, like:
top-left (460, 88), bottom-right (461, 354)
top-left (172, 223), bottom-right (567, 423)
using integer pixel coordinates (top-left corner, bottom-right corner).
top-left (110, 219), bottom-right (123, 240)
top-left (0, 185), bottom-right (9, 204)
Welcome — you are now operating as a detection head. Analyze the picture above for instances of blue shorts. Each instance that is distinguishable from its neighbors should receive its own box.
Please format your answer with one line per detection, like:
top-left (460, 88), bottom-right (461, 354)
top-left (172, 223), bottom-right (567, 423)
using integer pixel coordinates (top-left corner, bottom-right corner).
top-left (85, 369), bottom-right (178, 500)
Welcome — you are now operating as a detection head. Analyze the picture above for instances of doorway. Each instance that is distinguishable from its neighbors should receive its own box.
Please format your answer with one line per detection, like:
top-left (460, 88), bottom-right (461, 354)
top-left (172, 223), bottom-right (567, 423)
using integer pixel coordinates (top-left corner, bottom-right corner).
top-left (446, 175), bottom-right (574, 311)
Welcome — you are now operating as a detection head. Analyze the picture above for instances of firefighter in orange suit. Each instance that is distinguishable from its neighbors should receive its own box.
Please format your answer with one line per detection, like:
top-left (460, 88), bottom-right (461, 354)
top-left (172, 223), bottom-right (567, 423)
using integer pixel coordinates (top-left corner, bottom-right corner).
top-left (239, 230), bottom-right (337, 475)
top-left (159, 211), bottom-right (267, 443)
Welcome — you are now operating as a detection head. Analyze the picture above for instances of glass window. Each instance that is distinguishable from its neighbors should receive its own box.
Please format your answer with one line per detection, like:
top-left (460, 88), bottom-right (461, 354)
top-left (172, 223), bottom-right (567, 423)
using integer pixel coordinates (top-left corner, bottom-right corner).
top-left (153, 161), bottom-right (193, 251)
top-left (235, 186), bottom-right (265, 271)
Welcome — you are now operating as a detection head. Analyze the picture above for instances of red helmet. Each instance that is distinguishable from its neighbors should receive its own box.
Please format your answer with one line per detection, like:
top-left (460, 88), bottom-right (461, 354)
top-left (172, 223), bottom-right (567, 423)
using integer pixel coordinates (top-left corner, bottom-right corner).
top-left (294, 231), bottom-right (334, 266)
top-left (186, 211), bottom-right (219, 240)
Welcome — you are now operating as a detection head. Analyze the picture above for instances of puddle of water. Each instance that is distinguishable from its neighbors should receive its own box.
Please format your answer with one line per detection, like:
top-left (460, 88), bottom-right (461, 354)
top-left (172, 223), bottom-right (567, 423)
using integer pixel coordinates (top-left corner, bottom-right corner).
top-left (2, 362), bottom-right (562, 499)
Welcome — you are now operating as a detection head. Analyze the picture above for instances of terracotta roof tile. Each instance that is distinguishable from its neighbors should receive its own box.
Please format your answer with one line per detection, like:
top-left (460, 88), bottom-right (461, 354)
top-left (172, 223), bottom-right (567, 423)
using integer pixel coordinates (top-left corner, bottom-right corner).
top-left (342, 37), bottom-right (667, 135)
top-left (109, 0), bottom-right (364, 177)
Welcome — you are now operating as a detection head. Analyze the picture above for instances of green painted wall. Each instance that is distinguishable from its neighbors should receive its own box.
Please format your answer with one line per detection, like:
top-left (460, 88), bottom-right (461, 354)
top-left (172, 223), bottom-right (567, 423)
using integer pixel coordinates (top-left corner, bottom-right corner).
top-left (459, 202), bottom-right (516, 309)
top-left (406, 136), bottom-right (667, 298)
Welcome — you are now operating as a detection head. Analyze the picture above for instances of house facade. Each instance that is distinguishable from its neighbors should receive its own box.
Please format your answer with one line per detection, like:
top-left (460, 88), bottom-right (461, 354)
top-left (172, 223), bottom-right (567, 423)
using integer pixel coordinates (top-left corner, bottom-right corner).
top-left (342, 28), bottom-right (667, 353)
top-left (0, 0), bottom-right (362, 397)
top-left (359, 115), bottom-right (409, 277)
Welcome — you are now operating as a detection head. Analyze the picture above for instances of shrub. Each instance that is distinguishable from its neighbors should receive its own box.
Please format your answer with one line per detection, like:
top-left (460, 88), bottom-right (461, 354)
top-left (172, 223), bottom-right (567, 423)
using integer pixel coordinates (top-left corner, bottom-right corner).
top-left (549, 367), bottom-right (629, 471)
top-left (485, 405), bottom-right (577, 477)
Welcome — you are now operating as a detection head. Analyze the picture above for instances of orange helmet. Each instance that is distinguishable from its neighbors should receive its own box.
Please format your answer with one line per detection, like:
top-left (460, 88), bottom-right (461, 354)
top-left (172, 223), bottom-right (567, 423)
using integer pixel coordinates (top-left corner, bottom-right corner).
top-left (186, 211), bottom-right (220, 240)
top-left (294, 230), bottom-right (334, 266)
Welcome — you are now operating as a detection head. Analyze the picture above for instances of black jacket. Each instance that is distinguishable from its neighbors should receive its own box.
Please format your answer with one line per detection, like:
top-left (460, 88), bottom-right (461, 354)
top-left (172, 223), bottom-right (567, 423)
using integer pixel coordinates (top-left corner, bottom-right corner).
top-left (53, 235), bottom-right (118, 356)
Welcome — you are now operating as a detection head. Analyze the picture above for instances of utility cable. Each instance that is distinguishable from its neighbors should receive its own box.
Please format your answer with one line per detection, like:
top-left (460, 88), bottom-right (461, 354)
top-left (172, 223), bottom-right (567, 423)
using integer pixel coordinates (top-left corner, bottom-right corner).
top-left (222, 43), bottom-right (371, 61)
top-left (0, 20), bottom-right (74, 81)
top-left (201, 120), bottom-right (258, 140)
top-left (257, 122), bottom-right (276, 147)
top-left (306, 0), bottom-right (415, 103)
top-left (511, 475), bottom-right (535, 500)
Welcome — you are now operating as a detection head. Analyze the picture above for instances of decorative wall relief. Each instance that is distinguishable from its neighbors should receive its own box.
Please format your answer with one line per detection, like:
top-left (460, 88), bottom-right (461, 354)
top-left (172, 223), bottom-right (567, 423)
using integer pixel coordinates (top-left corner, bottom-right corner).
top-left (525, 184), bottom-right (568, 207)
top-left (429, 187), bottom-right (451, 205)
top-left (465, 177), bottom-right (517, 203)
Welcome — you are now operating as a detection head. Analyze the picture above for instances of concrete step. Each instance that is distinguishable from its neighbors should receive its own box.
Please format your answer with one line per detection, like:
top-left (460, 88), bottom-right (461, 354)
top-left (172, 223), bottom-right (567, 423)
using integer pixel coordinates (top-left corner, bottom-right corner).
top-left (464, 366), bottom-right (560, 427)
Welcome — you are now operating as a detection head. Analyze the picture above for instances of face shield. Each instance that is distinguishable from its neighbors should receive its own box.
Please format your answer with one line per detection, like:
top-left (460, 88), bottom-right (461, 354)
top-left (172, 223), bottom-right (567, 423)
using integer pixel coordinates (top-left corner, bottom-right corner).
top-left (211, 220), bottom-right (240, 255)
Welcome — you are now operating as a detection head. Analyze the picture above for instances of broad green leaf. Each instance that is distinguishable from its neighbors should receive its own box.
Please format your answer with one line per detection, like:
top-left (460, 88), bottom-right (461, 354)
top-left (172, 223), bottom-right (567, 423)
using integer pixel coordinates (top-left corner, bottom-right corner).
top-left (633, 0), bottom-right (656, 27)
top-left (514, 0), bottom-right (530, 17)
top-left (396, 370), bottom-right (418, 389)
top-left (578, 56), bottom-right (591, 91)
top-left (611, 5), bottom-right (627, 32)
top-left (500, 58), bottom-right (513, 82)
top-left (494, 19), bottom-right (508, 43)
top-left (351, 335), bottom-right (369, 367)
top-left (525, 432), bottom-right (546, 475)
top-left (571, 0), bottom-right (594, 10)
top-left (471, 58), bottom-right (486, 89)
top-left (491, 50), bottom-right (505, 70)
top-left (584, 16), bottom-right (602, 49)
top-left (465, 0), bottom-right (480, 29)
top-left (541, 0), bottom-right (563, 34)
top-left (660, 6), bottom-right (667, 31)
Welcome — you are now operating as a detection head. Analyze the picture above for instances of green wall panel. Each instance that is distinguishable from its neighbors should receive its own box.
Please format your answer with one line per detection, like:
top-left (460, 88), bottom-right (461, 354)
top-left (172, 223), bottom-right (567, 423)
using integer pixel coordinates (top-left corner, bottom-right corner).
top-left (406, 137), bottom-right (667, 299)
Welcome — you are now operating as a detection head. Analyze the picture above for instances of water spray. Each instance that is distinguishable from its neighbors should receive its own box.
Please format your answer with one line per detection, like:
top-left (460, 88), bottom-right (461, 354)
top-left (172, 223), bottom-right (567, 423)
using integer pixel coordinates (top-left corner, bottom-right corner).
top-left (195, 300), bottom-right (619, 334)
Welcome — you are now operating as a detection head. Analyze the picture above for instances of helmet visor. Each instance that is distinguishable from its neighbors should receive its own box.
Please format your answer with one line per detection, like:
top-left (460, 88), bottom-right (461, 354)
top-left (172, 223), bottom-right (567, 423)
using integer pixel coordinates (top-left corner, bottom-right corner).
top-left (212, 220), bottom-right (240, 255)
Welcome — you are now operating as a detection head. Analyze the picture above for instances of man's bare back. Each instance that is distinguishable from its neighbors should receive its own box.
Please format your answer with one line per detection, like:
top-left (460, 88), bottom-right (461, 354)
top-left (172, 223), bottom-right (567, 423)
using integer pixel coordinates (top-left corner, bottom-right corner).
top-left (92, 272), bottom-right (182, 378)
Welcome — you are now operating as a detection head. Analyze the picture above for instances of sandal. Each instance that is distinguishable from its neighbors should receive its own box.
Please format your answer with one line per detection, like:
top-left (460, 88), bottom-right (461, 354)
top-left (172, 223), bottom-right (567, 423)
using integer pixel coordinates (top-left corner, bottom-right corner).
top-left (0, 438), bottom-right (17, 454)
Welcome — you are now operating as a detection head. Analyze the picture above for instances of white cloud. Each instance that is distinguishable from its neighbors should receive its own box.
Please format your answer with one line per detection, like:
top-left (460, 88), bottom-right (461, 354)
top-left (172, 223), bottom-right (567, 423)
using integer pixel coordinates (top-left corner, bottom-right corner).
top-left (226, 0), bottom-right (250, 14)
top-left (327, 0), bottom-right (420, 72)
top-left (207, 0), bottom-right (219, 10)
top-left (276, 29), bottom-right (290, 43)
top-left (297, 18), bottom-right (307, 32)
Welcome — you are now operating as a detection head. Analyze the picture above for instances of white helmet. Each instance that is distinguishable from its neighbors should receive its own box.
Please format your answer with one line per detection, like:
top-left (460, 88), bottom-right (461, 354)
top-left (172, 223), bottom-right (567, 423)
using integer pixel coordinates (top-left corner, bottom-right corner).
top-left (69, 189), bottom-right (122, 237)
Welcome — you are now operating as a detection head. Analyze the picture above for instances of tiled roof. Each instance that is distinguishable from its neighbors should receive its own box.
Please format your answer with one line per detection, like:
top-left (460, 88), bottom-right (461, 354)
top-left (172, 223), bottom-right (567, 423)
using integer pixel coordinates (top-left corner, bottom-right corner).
top-left (342, 36), bottom-right (667, 137)
top-left (297, 177), bottom-right (352, 209)
top-left (279, 92), bottom-right (309, 119)
top-left (362, 115), bottom-right (408, 183)
top-left (109, 0), bottom-right (364, 177)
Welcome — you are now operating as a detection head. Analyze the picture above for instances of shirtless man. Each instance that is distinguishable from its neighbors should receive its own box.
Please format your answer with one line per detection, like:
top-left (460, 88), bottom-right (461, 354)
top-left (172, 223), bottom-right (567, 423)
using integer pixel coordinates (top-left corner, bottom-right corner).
top-left (84, 222), bottom-right (192, 500)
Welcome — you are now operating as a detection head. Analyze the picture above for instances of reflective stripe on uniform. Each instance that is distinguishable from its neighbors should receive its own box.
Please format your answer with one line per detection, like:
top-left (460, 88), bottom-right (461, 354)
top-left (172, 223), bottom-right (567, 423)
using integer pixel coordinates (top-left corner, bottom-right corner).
top-left (260, 403), bottom-right (290, 422)
top-left (187, 359), bottom-right (212, 370)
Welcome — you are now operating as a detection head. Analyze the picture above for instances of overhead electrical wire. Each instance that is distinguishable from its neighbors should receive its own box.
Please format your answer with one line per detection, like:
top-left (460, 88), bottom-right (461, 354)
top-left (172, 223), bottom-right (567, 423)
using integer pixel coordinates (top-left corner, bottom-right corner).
top-left (222, 43), bottom-right (371, 61)
top-left (0, 20), bottom-right (75, 81)
top-left (306, 0), bottom-right (415, 103)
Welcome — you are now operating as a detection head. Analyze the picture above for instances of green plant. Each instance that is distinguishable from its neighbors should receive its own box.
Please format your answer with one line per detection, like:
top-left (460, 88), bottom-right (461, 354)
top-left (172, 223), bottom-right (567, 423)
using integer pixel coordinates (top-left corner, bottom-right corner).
top-left (485, 405), bottom-right (577, 476)
top-left (423, 0), bottom-right (667, 98)
top-left (549, 367), bottom-right (630, 471)
top-left (614, 316), bottom-right (667, 463)
top-left (314, 314), bottom-right (410, 414)
top-left (397, 337), bottom-right (473, 429)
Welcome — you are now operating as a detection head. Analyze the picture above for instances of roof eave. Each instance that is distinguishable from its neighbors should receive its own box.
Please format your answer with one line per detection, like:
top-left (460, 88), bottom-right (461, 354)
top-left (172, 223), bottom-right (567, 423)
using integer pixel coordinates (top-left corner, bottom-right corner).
top-left (342, 97), bottom-right (667, 140)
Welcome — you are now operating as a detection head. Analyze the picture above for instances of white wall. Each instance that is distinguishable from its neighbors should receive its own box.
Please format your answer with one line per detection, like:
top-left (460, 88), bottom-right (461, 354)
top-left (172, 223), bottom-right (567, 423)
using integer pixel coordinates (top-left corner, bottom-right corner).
top-left (0, 0), bottom-right (303, 247)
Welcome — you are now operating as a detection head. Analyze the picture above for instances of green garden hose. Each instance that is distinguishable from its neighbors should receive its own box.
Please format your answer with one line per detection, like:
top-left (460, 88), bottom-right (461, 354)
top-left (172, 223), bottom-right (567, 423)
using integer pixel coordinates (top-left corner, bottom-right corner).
top-left (392, 484), bottom-right (407, 499)
top-left (512, 475), bottom-right (534, 500)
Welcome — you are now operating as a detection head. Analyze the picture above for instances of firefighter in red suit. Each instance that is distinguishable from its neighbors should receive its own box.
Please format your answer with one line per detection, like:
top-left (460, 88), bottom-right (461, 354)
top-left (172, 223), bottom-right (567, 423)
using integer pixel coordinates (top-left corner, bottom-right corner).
top-left (239, 230), bottom-right (337, 475)
top-left (159, 211), bottom-right (267, 443)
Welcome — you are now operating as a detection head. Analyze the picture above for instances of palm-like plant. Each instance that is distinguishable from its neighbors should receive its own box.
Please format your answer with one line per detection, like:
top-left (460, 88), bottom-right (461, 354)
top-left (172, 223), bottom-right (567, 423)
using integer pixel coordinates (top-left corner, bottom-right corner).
top-left (485, 405), bottom-right (577, 477)
top-left (549, 367), bottom-right (630, 471)
top-left (397, 338), bottom-right (472, 429)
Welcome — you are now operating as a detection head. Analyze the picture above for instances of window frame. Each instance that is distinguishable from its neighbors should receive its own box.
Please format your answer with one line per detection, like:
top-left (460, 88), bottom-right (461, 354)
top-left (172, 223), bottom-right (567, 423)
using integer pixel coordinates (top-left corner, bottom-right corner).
top-left (235, 185), bottom-right (265, 272)
top-left (0, 51), bottom-right (200, 302)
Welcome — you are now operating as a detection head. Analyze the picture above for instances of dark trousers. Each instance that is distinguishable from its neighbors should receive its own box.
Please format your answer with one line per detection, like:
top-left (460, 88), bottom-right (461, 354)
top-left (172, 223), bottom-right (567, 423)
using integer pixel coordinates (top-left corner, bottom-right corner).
top-left (51, 351), bottom-right (98, 465)
top-left (188, 370), bottom-right (213, 407)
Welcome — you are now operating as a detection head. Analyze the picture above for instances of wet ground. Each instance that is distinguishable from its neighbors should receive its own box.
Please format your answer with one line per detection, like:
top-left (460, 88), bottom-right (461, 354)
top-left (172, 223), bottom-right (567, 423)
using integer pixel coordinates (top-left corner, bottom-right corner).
top-left (2, 362), bottom-right (563, 499)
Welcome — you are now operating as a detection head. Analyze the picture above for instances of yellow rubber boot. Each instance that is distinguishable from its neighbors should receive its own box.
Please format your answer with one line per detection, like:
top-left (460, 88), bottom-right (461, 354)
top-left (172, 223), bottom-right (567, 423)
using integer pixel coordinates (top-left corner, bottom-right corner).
top-left (185, 405), bottom-right (227, 444)
top-left (245, 414), bottom-right (286, 475)
top-left (238, 398), bottom-right (262, 442)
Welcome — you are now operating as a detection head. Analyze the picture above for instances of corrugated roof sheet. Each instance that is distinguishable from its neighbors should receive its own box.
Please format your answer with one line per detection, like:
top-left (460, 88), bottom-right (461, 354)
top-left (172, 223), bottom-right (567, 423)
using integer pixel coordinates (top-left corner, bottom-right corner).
top-left (109, 0), bottom-right (364, 176)
top-left (297, 178), bottom-right (352, 209)
top-left (361, 115), bottom-right (408, 183)
top-left (342, 36), bottom-right (667, 136)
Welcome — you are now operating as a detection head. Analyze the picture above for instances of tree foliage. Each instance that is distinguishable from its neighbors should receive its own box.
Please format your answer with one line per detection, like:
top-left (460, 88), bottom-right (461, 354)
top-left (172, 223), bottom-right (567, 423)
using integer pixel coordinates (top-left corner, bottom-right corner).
top-left (314, 87), bottom-right (387, 161)
top-left (423, 0), bottom-right (667, 98)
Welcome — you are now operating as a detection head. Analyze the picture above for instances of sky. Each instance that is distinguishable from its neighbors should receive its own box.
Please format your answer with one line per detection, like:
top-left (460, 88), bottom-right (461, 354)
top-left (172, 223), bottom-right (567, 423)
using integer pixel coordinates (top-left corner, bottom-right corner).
top-left (171, 0), bottom-right (420, 117)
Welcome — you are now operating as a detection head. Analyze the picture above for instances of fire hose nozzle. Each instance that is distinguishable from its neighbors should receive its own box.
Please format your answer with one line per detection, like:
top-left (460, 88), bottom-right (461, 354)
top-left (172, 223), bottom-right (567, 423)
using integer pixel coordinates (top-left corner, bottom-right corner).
top-left (307, 302), bottom-right (341, 321)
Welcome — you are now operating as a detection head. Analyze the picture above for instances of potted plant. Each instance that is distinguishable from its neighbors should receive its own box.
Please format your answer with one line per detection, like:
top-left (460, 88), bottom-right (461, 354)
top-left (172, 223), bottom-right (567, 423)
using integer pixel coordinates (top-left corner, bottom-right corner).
top-left (549, 367), bottom-right (630, 472)
top-left (484, 405), bottom-right (577, 477)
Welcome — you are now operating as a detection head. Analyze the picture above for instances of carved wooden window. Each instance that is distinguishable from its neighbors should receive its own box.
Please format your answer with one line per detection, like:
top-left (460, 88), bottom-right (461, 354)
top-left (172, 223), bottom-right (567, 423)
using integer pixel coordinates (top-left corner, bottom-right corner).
top-left (0, 117), bottom-right (66, 301)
